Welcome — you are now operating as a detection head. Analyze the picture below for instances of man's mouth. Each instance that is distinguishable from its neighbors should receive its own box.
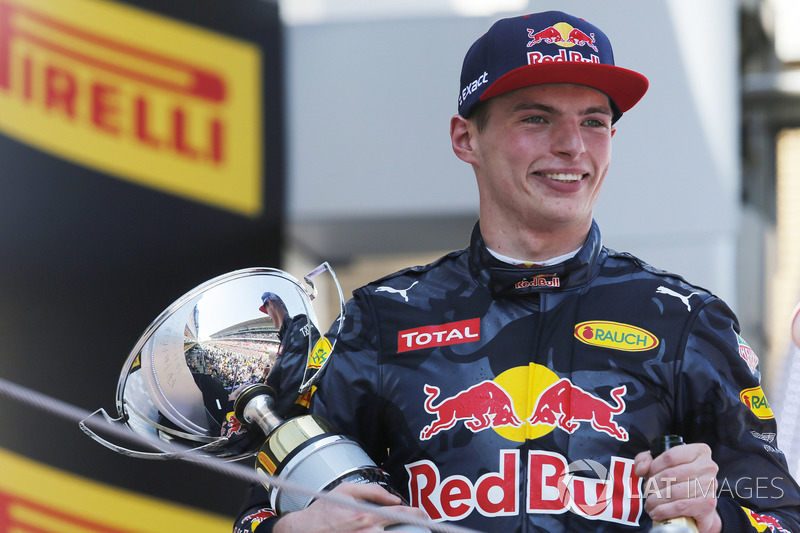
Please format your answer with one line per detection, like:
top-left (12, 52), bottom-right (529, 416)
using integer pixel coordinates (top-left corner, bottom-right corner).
top-left (539, 172), bottom-right (584, 183)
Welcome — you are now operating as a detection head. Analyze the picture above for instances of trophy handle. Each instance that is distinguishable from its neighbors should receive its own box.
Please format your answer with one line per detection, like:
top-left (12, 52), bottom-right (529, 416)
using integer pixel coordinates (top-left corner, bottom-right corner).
top-left (79, 408), bottom-right (230, 460)
top-left (298, 262), bottom-right (345, 394)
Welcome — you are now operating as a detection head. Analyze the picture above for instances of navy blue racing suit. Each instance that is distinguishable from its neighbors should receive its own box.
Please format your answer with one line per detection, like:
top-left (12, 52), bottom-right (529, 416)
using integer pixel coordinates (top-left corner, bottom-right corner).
top-left (235, 221), bottom-right (800, 533)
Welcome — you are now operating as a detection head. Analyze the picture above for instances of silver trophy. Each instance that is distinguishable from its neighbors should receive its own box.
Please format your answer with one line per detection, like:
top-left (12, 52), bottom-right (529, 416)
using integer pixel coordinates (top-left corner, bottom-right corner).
top-left (80, 263), bottom-right (429, 532)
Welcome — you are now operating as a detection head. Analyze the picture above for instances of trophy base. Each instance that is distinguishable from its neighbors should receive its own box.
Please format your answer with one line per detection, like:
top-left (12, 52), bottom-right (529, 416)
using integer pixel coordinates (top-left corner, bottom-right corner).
top-left (255, 415), bottom-right (386, 514)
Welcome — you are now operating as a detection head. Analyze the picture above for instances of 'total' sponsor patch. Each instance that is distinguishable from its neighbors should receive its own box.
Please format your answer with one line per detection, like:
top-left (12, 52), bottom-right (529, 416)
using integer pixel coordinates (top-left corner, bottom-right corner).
top-left (398, 318), bottom-right (480, 353)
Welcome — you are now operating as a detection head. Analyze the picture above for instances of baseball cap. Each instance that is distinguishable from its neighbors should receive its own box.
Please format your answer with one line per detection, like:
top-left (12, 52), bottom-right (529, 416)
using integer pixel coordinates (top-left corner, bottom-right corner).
top-left (259, 291), bottom-right (280, 314)
top-left (458, 11), bottom-right (649, 123)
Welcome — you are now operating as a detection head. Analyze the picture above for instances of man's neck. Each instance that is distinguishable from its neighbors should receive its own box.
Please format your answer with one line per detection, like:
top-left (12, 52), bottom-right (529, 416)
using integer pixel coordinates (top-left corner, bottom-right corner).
top-left (479, 217), bottom-right (591, 264)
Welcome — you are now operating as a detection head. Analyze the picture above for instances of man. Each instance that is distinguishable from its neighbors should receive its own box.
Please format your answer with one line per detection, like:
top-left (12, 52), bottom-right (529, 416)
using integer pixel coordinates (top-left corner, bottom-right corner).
top-left (235, 10), bottom-right (800, 532)
top-left (258, 292), bottom-right (318, 418)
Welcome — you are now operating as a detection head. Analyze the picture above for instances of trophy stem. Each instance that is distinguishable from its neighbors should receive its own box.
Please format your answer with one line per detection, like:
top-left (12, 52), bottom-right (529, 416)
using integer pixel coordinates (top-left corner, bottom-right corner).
top-left (239, 387), bottom-right (285, 435)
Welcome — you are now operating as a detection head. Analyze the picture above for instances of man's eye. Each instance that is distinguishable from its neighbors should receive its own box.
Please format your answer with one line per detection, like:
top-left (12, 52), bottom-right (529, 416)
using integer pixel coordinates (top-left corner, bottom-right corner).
top-left (584, 118), bottom-right (608, 128)
top-left (522, 116), bottom-right (545, 124)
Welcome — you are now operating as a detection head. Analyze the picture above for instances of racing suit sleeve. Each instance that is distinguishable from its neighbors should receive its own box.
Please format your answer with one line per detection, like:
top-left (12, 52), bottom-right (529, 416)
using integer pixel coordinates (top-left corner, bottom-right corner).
top-left (232, 482), bottom-right (278, 532)
top-left (230, 293), bottom-right (383, 533)
top-left (311, 289), bottom-right (388, 461)
top-left (676, 297), bottom-right (800, 532)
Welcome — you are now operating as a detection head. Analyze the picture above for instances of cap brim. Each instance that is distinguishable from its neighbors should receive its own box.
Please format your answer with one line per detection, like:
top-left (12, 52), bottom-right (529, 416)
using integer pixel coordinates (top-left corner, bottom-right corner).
top-left (480, 63), bottom-right (649, 113)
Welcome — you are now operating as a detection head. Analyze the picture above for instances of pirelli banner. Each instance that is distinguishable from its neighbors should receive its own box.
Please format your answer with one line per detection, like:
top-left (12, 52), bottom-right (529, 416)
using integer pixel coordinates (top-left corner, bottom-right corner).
top-left (0, 0), bottom-right (282, 530)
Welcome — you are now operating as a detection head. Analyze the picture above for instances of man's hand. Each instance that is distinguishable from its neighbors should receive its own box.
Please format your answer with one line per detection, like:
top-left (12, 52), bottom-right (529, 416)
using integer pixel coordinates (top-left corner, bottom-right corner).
top-left (634, 443), bottom-right (722, 533)
top-left (273, 483), bottom-right (428, 533)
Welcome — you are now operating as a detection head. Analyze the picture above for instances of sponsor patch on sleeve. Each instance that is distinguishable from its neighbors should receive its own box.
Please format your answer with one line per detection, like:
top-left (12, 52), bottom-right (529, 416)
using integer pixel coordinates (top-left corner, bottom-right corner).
top-left (740, 386), bottom-right (774, 420)
top-left (737, 334), bottom-right (760, 374)
top-left (742, 506), bottom-right (789, 532)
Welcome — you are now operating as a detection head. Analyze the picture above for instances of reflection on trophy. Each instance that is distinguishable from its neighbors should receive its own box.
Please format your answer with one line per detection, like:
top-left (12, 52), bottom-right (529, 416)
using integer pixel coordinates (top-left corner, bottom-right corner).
top-left (80, 264), bottom-right (429, 532)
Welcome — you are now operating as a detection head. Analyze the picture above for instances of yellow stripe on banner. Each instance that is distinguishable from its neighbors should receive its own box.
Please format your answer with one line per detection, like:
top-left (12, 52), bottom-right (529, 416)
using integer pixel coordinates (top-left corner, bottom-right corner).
top-left (0, 0), bottom-right (264, 216)
top-left (0, 447), bottom-right (232, 532)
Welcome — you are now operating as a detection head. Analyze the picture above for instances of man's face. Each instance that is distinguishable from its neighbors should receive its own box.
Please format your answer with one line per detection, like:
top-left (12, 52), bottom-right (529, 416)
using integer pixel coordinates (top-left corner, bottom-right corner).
top-left (468, 83), bottom-right (616, 236)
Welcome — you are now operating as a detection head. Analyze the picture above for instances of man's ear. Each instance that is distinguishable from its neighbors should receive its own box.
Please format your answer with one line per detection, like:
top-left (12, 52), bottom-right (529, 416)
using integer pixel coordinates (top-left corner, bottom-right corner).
top-left (450, 114), bottom-right (479, 165)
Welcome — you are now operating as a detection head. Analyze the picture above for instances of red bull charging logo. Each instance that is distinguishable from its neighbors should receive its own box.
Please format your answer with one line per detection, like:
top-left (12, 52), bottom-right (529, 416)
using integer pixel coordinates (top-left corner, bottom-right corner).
top-left (527, 23), bottom-right (598, 52)
top-left (413, 366), bottom-right (641, 525)
top-left (525, 22), bottom-right (601, 66)
top-left (420, 364), bottom-right (629, 443)
top-left (420, 381), bottom-right (523, 440)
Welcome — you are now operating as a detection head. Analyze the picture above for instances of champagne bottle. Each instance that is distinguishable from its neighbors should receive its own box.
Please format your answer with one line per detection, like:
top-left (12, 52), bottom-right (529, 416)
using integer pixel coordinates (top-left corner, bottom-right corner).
top-left (649, 435), bottom-right (700, 533)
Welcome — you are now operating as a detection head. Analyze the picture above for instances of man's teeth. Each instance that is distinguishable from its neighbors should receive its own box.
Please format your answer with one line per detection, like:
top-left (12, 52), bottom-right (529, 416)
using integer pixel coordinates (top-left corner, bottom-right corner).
top-left (543, 173), bottom-right (583, 182)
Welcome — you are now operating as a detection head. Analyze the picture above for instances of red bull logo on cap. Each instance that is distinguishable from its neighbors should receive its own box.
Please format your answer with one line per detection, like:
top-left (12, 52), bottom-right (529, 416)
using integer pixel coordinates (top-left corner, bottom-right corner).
top-left (419, 365), bottom-right (629, 443)
top-left (526, 22), bottom-right (600, 66)
top-left (527, 23), bottom-right (598, 52)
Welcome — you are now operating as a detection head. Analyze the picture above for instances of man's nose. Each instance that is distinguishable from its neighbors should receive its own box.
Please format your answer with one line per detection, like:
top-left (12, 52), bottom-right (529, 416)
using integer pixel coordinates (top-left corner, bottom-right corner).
top-left (551, 120), bottom-right (586, 158)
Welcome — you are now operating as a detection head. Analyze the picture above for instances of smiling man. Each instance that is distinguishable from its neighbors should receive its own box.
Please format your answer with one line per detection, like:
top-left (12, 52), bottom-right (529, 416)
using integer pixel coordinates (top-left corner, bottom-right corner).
top-left (235, 11), bottom-right (800, 533)
top-left (452, 83), bottom-right (616, 261)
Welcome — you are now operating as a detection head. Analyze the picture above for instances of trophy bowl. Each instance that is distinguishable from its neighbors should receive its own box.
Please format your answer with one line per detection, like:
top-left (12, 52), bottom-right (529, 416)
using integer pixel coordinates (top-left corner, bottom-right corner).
top-left (81, 264), bottom-right (343, 461)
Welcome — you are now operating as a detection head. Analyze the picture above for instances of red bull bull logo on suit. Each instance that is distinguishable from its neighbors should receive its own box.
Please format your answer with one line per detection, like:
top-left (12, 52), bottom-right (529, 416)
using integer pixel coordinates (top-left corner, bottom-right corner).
top-left (528, 378), bottom-right (628, 441)
top-left (420, 364), bottom-right (629, 442)
top-left (420, 381), bottom-right (523, 440)
top-left (414, 365), bottom-right (640, 525)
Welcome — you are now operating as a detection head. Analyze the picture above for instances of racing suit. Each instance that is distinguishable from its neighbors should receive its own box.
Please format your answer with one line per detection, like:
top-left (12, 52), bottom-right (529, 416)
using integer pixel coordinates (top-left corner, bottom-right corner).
top-left (265, 313), bottom-right (318, 419)
top-left (235, 220), bottom-right (800, 533)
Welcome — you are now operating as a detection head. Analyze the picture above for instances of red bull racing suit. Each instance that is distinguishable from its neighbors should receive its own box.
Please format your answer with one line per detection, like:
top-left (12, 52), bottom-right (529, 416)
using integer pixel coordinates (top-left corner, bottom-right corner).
top-left (235, 221), bottom-right (800, 533)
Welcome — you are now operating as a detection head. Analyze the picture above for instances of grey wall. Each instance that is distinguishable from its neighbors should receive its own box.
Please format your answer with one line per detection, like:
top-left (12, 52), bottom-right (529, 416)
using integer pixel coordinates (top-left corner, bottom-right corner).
top-left (284, 0), bottom-right (741, 308)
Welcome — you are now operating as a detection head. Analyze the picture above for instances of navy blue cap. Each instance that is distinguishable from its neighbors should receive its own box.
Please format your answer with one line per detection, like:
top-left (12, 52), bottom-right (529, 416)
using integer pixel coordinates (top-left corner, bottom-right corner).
top-left (458, 11), bottom-right (648, 122)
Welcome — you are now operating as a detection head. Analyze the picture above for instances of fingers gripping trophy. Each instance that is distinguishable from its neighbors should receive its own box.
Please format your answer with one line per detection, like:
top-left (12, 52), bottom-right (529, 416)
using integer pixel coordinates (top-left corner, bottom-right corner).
top-left (80, 263), bottom-right (430, 533)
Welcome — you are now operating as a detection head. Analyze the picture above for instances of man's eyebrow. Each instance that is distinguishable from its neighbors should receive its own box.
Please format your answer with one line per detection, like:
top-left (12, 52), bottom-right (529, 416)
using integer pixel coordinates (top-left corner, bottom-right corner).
top-left (508, 102), bottom-right (613, 117)
top-left (584, 105), bottom-right (614, 117)
top-left (509, 102), bottom-right (557, 114)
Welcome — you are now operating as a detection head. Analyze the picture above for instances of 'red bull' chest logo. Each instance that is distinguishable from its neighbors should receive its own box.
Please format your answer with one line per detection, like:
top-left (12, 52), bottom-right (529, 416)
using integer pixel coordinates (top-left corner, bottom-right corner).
top-left (407, 450), bottom-right (642, 526)
top-left (420, 365), bottom-right (629, 443)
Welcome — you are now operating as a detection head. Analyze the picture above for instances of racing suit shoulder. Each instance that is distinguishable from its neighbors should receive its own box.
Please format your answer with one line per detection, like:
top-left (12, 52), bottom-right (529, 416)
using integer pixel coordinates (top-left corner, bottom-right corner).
top-left (604, 247), bottom-right (717, 299)
top-left (600, 248), bottom-right (800, 530)
top-left (360, 247), bottom-right (470, 290)
top-left (678, 298), bottom-right (800, 531)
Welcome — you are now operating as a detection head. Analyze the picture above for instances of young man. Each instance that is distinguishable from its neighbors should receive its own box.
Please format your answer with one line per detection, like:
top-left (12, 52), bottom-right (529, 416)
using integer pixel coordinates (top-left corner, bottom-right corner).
top-left (235, 11), bottom-right (800, 532)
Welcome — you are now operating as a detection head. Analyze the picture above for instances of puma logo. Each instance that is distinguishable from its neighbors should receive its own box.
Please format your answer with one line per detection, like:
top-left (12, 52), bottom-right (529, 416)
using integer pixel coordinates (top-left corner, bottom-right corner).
top-left (375, 281), bottom-right (419, 302)
top-left (656, 286), bottom-right (701, 312)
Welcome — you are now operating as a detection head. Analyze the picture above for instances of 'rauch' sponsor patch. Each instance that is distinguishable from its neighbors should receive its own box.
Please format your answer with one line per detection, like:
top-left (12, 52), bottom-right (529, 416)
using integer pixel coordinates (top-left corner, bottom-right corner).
top-left (574, 321), bottom-right (658, 352)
